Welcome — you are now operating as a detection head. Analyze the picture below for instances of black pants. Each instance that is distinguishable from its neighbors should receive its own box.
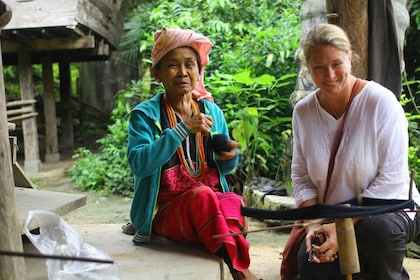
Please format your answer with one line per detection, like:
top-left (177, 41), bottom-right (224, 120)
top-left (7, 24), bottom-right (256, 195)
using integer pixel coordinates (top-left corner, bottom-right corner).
top-left (297, 211), bottom-right (420, 280)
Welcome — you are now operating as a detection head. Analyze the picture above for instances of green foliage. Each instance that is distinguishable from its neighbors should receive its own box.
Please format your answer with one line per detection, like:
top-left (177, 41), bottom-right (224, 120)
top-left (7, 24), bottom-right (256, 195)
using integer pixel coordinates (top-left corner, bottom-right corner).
top-left (69, 0), bottom-right (420, 197)
top-left (404, 2), bottom-right (420, 189)
top-left (402, 70), bottom-right (420, 187)
top-left (3, 66), bottom-right (20, 99)
top-left (72, 0), bottom-right (302, 194)
top-left (118, 0), bottom-right (301, 79)
top-left (411, 0), bottom-right (420, 29)
top-left (70, 80), bottom-right (150, 196)
top-left (70, 0), bottom-right (420, 196)
top-left (208, 69), bottom-right (295, 186)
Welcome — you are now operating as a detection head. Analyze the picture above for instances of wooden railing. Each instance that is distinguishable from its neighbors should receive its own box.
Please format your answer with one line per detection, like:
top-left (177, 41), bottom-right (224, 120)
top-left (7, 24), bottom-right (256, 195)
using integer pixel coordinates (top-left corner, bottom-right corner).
top-left (7, 99), bottom-right (37, 188)
top-left (6, 99), bottom-right (37, 124)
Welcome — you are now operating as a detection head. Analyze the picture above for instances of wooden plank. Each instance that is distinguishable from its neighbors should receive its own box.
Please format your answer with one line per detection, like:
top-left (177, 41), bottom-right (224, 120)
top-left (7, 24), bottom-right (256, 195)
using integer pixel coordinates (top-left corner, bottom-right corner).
top-left (7, 99), bottom-right (36, 107)
top-left (76, 0), bottom-right (125, 48)
top-left (15, 187), bottom-right (87, 233)
top-left (3, 0), bottom-right (125, 49)
top-left (6, 106), bottom-right (33, 116)
top-left (9, 136), bottom-right (17, 163)
top-left (7, 112), bottom-right (38, 123)
top-left (3, 0), bottom-right (79, 30)
top-left (12, 163), bottom-right (36, 189)
top-left (90, 0), bottom-right (115, 17)
top-left (2, 36), bottom-right (96, 53)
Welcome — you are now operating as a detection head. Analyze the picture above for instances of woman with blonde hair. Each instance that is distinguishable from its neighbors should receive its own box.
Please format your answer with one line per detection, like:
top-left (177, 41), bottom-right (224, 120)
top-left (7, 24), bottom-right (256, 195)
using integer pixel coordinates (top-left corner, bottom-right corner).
top-left (286, 23), bottom-right (420, 279)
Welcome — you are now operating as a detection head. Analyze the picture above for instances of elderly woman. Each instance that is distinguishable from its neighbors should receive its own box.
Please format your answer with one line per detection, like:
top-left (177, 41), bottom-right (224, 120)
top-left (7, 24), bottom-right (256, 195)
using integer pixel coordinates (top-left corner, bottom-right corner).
top-left (124, 27), bottom-right (258, 280)
top-left (282, 23), bottom-right (420, 280)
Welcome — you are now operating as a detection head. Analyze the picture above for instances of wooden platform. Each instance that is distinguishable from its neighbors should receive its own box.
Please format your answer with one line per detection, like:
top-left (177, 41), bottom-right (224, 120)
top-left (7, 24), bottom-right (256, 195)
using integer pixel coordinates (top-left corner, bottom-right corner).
top-left (16, 187), bottom-right (86, 233)
top-left (24, 224), bottom-right (224, 280)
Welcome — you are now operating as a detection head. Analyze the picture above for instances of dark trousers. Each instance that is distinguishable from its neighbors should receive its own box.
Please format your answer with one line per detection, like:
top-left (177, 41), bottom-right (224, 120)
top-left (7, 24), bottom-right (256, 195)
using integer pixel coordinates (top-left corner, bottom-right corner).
top-left (297, 211), bottom-right (420, 280)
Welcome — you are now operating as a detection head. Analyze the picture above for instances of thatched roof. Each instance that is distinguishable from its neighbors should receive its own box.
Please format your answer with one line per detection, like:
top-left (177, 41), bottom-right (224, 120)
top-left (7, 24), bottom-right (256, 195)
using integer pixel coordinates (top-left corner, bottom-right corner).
top-left (1, 0), bottom-right (126, 65)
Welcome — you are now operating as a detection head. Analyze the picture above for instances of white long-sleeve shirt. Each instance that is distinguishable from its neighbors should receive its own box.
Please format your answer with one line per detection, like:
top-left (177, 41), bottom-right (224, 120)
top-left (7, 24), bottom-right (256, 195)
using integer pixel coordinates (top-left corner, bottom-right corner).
top-left (292, 81), bottom-right (420, 208)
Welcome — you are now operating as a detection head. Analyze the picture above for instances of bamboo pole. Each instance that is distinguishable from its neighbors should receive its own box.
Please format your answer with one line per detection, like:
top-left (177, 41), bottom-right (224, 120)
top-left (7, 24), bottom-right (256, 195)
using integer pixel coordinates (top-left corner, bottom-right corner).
top-left (335, 218), bottom-right (360, 278)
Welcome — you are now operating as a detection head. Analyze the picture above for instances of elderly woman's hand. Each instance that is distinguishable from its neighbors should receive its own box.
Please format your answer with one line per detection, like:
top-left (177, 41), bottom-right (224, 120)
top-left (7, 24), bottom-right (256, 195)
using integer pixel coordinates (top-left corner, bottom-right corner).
top-left (185, 113), bottom-right (214, 135)
top-left (216, 140), bottom-right (240, 160)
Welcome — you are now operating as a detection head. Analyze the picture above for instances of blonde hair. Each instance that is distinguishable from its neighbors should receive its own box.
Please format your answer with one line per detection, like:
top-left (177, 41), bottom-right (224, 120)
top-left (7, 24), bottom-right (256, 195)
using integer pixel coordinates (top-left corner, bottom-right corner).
top-left (303, 23), bottom-right (352, 63)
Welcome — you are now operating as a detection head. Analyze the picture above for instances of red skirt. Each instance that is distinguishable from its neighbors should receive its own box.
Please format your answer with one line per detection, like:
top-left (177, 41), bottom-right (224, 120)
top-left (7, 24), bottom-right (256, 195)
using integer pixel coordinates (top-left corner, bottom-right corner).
top-left (153, 185), bottom-right (250, 271)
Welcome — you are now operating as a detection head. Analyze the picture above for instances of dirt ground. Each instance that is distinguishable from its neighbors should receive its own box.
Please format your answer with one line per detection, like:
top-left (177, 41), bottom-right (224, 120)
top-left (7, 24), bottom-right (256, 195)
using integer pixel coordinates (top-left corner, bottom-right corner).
top-left (29, 159), bottom-right (420, 280)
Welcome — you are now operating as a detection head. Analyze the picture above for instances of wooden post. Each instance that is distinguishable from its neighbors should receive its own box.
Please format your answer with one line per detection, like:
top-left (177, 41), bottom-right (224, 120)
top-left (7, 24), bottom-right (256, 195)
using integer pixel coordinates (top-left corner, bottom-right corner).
top-left (42, 56), bottom-right (60, 162)
top-left (326, 0), bottom-right (368, 79)
top-left (18, 51), bottom-right (41, 172)
top-left (0, 2), bottom-right (26, 279)
top-left (59, 58), bottom-right (75, 152)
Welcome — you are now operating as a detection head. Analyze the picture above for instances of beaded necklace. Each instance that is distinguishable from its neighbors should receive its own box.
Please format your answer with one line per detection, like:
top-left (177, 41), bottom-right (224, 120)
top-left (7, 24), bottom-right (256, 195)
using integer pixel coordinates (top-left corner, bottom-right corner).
top-left (163, 94), bottom-right (206, 180)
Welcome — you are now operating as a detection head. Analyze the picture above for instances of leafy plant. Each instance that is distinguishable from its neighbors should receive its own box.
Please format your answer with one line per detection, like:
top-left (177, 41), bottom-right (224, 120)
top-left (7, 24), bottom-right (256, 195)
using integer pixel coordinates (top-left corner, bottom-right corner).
top-left (71, 0), bottom-right (303, 195)
top-left (69, 0), bottom-right (420, 197)
top-left (118, 0), bottom-right (301, 187)
top-left (402, 70), bottom-right (420, 187)
top-left (208, 69), bottom-right (295, 188)
top-left (70, 80), bottom-right (149, 196)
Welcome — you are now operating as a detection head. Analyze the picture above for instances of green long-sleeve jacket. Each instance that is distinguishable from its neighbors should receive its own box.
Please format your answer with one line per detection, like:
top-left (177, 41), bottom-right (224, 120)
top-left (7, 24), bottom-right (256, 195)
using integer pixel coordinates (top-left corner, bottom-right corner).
top-left (127, 92), bottom-right (239, 244)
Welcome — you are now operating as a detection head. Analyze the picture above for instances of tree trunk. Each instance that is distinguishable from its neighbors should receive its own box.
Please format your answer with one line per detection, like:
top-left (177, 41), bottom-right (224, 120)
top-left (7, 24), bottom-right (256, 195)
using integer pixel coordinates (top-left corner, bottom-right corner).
top-left (326, 0), bottom-right (368, 79)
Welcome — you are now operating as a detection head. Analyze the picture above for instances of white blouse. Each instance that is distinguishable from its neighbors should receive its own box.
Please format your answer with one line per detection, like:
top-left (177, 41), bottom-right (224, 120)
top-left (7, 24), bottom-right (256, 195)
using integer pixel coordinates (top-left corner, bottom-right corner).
top-left (291, 81), bottom-right (420, 209)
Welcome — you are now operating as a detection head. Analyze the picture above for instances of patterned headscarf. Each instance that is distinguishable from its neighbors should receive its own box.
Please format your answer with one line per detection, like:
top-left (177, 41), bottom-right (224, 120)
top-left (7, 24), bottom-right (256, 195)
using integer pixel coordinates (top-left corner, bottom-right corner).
top-left (152, 27), bottom-right (213, 101)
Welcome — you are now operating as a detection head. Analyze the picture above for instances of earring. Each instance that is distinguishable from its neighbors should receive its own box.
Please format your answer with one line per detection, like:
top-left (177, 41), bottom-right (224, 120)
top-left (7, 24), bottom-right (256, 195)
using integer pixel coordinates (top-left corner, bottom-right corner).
top-left (197, 76), bottom-right (200, 81)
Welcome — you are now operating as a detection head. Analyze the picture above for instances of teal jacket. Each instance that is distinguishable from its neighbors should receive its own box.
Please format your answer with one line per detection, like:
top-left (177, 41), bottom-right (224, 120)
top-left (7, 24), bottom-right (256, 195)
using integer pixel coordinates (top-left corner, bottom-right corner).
top-left (127, 93), bottom-right (239, 244)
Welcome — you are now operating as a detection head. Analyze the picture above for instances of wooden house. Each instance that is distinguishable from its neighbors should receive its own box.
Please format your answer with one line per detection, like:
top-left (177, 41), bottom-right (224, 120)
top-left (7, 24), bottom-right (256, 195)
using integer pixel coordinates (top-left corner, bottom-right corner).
top-left (1, 0), bottom-right (127, 172)
top-left (0, 1), bottom-right (127, 249)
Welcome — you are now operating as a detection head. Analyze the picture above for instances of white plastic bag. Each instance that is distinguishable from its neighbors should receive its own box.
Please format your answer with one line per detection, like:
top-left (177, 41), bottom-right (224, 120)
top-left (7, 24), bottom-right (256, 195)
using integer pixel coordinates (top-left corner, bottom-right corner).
top-left (23, 210), bottom-right (120, 280)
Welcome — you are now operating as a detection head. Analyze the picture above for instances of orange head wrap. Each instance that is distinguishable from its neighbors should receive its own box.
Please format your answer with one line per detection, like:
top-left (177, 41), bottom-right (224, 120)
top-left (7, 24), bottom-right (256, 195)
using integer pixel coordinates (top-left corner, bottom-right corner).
top-left (151, 27), bottom-right (213, 101)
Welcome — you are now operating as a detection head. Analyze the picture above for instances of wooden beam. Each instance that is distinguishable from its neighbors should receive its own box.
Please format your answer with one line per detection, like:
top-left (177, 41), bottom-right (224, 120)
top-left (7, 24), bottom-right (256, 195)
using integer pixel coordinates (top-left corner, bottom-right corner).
top-left (76, 0), bottom-right (122, 48)
top-left (0, 1), bottom-right (26, 278)
top-left (89, 0), bottom-right (115, 17)
top-left (7, 106), bottom-right (34, 116)
top-left (7, 99), bottom-right (36, 107)
top-left (42, 56), bottom-right (60, 162)
top-left (1, 35), bottom-right (96, 53)
top-left (7, 112), bottom-right (38, 123)
top-left (17, 51), bottom-right (41, 172)
top-left (59, 58), bottom-right (75, 151)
